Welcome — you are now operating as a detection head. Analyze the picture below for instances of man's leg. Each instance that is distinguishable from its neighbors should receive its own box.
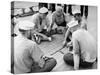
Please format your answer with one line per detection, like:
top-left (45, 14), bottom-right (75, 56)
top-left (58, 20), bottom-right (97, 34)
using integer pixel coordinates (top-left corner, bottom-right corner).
top-left (40, 30), bottom-right (52, 41)
top-left (49, 29), bottom-right (57, 35)
top-left (40, 58), bottom-right (57, 72)
top-left (56, 27), bottom-right (66, 34)
top-left (63, 53), bottom-right (74, 66)
top-left (56, 21), bottom-right (67, 34)
top-left (80, 60), bottom-right (94, 69)
top-left (55, 27), bottom-right (62, 34)
top-left (33, 30), bottom-right (52, 44)
top-left (31, 58), bottom-right (57, 72)
top-left (42, 29), bottom-right (52, 37)
top-left (63, 53), bottom-right (95, 69)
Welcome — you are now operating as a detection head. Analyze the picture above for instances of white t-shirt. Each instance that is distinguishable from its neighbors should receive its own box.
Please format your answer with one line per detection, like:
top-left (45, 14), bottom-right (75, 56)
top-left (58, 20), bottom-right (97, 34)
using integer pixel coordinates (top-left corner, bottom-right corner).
top-left (72, 29), bottom-right (97, 62)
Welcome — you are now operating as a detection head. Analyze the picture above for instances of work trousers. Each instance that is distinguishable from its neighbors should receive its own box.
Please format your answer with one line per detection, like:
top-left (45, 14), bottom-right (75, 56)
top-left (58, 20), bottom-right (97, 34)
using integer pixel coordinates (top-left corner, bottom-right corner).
top-left (30, 58), bottom-right (57, 73)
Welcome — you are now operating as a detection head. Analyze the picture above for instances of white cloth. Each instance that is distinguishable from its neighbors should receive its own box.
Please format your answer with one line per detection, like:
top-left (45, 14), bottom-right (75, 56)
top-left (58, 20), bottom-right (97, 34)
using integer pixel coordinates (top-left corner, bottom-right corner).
top-left (14, 34), bottom-right (45, 74)
top-left (67, 19), bottom-right (78, 28)
top-left (72, 29), bottom-right (97, 62)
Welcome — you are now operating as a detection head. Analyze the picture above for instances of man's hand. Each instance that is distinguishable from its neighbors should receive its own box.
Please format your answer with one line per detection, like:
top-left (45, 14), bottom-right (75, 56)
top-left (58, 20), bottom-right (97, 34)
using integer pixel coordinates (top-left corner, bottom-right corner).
top-left (62, 40), bottom-right (67, 47)
top-left (67, 41), bottom-right (72, 48)
top-left (42, 54), bottom-right (53, 60)
top-left (63, 40), bottom-right (72, 48)
top-left (38, 58), bottom-right (45, 68)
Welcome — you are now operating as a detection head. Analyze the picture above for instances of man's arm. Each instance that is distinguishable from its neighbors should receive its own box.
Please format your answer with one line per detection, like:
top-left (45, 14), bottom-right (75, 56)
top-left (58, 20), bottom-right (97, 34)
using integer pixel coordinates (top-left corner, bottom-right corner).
top-left (72, 37), bottom-right (80, 70)
top-left (63, 28), bottom-right (71, 46)
top-left (50, 13), bottom-right (56, 30)
top-left (31, 30), bottom-right (49, 40)
top-left (45, 17), bottom-right (52, 32)
top-left (30, 43), bottom-right (45, 68)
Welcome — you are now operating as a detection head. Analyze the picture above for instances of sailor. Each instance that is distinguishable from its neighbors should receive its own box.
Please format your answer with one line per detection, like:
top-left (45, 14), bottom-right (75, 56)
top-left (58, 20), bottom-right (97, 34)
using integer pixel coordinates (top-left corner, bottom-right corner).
top-left (31, 7), bottom-right (52, 44)
top-left (14, 21), bottom-right (57, 74)
top-left (63, 22), bottom-right (97, 70)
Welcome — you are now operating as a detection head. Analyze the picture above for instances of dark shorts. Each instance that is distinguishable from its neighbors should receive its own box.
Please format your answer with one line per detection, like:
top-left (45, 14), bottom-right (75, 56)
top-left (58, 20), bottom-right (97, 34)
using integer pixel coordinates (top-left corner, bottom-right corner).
top-left (40, 29), bottom-right (51, 37)
top-left (56, 21), bottom-right (67, 27)
top-left (63, 53), bottom-right (95, 68)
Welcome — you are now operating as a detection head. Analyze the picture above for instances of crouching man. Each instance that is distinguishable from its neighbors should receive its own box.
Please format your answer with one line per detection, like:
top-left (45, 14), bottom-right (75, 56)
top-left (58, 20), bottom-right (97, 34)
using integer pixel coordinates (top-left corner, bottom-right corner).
top-left (13, 21), bottom-right (57, 74)
top-left (63, 23), bottom-right (97, 70)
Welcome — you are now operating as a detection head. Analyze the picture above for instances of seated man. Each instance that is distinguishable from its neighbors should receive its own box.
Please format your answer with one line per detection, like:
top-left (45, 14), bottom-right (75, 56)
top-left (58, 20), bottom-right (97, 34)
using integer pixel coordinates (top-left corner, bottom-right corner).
top-left (63, 10), bottom-right (87, 46)
top-left (13, 21), bottom-right (57, 74)
top-left (50, 6), bottom-right (68, 34)
top-left (31, 7), bottom-right (52, 44)
top-left (63, 23), bottom-right (97, 70)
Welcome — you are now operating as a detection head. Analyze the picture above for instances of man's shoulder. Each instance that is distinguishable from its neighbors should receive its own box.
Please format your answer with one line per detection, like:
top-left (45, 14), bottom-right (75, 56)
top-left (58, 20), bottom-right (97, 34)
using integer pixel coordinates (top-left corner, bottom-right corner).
top-left (52, 11), bottom-right (56, 17)
top-left (26, 39), bottom-right (36, 47)
top-left (32, 13), bottom-right (39, 17)
top-left (73, 29), bottom-right (82, 34)
top-left (32, 13), bottom-right (39, 20)
top-left (72, 29), bottom-right (83, 38)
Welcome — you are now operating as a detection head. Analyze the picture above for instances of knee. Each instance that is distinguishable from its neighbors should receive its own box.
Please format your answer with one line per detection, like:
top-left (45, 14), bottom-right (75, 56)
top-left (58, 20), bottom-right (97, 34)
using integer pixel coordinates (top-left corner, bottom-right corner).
top-left (63, 53), bottom-right (74, 66)
top-left (47, 58), bottom-right (57, 68)
top-left (63, 54), bottom-right (67, 62)
top-left (63, 53), bottom-right (73, 62)
top-left (44, 58), bottom-right (57, 72)
top-left (50, 58), bottom-right (57, 66)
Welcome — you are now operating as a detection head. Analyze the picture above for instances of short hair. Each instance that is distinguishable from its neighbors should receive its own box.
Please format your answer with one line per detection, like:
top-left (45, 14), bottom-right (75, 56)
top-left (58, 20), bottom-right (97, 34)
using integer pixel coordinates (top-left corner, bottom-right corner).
top-left (19, 28), bottom-right (27, 35)
top-left (74, 13), bottom-right (82, 23)
top-left (56, 6), bottom-right (63, 12)
top-left (74, 13), bottom-right (81, 17)
top-left (44, 12), bottom-right (48, 15)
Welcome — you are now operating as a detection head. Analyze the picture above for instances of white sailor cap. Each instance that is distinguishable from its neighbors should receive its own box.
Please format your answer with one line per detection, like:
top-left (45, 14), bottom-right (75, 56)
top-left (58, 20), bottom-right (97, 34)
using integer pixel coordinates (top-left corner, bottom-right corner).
top-left (33, 7), bottom-right (39, 12)
top-left (56, 6), bottom-right (63, 11)
top-left (67, 20), bottom-right (78, 28)
top-left (39, 7), bottom-right (48, 14)
top-left (72, 10), bottom-right (81, 15)
top-left (18, 20), bottom-right (35, 30)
